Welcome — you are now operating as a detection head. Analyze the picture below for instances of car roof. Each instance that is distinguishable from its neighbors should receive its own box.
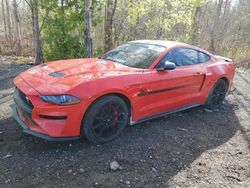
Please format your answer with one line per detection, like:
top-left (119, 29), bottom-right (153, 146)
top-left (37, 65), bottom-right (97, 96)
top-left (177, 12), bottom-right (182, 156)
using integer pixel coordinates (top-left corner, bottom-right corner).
top-left (129, 40), bottom-right (188, 48)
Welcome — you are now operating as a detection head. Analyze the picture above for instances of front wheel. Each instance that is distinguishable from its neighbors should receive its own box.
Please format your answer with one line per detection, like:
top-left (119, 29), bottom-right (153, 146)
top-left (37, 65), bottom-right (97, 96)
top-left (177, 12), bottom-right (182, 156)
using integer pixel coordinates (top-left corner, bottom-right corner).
top-left (205, 79), bottom-right (228, 109)
top-left (82, 95), bottom-right (129, 144)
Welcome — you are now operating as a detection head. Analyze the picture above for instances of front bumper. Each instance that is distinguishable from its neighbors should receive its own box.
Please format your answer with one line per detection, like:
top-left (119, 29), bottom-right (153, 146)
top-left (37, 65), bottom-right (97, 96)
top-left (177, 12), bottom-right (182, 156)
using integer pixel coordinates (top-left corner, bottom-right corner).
top-left (12, 76), bottom-right (91, 141)
top-left (11, 104), bottom-right (80, 142)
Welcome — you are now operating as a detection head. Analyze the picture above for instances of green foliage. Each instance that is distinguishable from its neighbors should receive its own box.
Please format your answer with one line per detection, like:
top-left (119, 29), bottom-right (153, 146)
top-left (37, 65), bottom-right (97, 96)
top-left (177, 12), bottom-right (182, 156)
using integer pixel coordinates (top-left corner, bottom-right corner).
top-left (192, 0), bottom-right (207, 7)
top-left (40, 0), bottom-right (104, 61)
top-left (93, 47), bottom-right (104, 57)
top-left (36, 0), bottom-right (248, 63)
top-left (127, 0), bottom-right (150, 25)
top-left (125, 0), bottom-right (206, 42)
top-left (40, 0), bottom-right (85, 61)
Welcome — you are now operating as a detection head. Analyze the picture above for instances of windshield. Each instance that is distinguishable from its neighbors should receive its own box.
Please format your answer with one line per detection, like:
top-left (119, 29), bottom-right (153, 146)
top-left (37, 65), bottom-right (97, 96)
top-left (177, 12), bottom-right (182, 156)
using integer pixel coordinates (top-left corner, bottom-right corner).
top-left (102, 43), bottom-right (167, 69)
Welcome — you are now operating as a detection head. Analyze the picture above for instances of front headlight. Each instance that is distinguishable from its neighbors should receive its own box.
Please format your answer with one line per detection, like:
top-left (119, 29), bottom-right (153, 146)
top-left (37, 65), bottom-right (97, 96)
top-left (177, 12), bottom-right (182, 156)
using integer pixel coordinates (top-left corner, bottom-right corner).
top-left (40, 94), bottom-right (81, 105)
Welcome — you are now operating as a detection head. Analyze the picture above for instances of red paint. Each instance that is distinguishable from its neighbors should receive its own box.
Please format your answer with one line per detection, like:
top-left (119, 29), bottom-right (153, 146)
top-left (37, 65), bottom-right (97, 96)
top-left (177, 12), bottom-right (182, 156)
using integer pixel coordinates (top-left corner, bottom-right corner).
top-left (13, 41), bottom-right (236, 138)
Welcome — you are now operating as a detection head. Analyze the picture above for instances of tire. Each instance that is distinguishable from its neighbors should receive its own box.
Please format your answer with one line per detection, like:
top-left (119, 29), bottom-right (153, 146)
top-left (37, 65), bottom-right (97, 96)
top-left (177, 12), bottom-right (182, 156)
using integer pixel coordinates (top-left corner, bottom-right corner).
top-left (82, 95), bottom-right (129, 144)
top-left (205, 79), bottom-right (228, 109)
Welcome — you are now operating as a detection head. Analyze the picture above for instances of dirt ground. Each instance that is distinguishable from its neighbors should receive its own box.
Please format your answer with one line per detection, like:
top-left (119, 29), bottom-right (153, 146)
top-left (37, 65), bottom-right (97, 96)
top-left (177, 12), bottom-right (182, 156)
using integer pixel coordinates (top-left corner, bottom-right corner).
top-left (0, 59), bottom-right (249, 188)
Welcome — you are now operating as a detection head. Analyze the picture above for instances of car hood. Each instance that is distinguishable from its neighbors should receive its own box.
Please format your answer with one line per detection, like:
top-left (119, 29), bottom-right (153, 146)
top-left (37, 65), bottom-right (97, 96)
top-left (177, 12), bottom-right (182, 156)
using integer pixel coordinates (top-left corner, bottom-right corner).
top-left (18, 58), bottom-right (141, 95)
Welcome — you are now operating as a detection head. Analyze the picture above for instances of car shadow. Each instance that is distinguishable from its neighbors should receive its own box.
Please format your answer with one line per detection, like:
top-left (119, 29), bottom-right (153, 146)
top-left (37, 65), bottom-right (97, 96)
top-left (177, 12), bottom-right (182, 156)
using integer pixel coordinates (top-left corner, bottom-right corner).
top-left (0, 100), bottom-right (242, 187)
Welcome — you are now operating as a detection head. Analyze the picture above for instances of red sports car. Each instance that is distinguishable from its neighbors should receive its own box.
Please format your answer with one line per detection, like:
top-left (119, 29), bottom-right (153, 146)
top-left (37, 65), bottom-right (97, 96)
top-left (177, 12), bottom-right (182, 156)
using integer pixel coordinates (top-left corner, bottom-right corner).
top-left (12, 40), bottom-right (236, 143)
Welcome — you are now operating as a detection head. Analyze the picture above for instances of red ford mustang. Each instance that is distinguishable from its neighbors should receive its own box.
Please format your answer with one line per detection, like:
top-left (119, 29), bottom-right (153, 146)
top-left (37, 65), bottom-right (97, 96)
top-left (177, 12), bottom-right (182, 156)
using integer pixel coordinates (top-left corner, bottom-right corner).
top-left (12, 40), bottom-right (236, 143)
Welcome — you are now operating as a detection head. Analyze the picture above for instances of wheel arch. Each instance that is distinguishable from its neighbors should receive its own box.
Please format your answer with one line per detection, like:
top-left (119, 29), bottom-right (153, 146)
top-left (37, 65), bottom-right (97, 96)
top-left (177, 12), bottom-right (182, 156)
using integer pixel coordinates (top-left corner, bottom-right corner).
top-left (203, 75), bottom-right (230, 102)
top-left (103, 93), bottom-right (132, 116)
top-left (219, 76), bottom-right (229, 85)
top-left (205, 76), bottom-right (229, 109)
top-left (218, 76), bottom-right (230, 91)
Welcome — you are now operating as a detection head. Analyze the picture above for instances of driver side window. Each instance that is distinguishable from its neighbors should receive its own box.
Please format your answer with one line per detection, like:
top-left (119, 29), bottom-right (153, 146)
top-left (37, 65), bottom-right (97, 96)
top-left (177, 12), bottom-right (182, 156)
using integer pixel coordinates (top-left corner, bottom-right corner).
top-left (156, 48), bottom-right (199, 68)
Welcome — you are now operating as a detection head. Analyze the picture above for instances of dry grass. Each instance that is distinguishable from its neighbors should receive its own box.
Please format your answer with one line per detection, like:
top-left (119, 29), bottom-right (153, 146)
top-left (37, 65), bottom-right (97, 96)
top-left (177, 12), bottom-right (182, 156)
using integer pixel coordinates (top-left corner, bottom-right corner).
top-left (237, 59), bottom-right (250, 69)
top-left (0, 55), bottom-right (35, 65)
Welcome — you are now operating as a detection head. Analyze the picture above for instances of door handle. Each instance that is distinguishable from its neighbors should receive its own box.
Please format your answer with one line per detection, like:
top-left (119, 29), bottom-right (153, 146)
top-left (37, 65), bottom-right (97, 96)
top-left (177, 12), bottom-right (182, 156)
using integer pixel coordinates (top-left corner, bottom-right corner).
top-left (195, 72), bottom-right (203, 75)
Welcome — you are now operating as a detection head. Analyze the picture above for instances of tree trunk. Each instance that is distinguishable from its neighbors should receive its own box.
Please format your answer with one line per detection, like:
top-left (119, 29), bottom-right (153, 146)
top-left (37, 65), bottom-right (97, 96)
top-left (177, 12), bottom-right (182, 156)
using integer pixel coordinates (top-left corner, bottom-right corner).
top-left (12, 0), bottom-right (22, 56)
top-left (84, 0), bottom-right (93, 58)
top-left (191, 5), bottom-right (201, 45)
top-left (5, 0), bottom-right (13, 52)
top-left (104, 0), bottom-right (117, 52)
top-left (157, 0), bottom-right (168, 40)
top-left (31, 0), bottom-right (43, 64)
top-left (1, 0), bottom-right (8, 41)
top-left (217, 0), bottom-right (230, 53)
top-left (209, 0), bottom-right (223, 53)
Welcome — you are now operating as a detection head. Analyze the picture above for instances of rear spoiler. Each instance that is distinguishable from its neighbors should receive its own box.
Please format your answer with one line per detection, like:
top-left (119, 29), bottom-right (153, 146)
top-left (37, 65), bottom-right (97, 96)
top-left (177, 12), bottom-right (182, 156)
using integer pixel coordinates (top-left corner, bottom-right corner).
top-left (214, 55), bottom-right (232, 63)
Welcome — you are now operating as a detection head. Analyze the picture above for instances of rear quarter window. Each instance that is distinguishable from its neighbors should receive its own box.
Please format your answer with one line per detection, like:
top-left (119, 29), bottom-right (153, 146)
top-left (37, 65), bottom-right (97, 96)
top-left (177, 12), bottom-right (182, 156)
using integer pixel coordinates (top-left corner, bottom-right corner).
top-left (199, 52), bottom-right (211, 64)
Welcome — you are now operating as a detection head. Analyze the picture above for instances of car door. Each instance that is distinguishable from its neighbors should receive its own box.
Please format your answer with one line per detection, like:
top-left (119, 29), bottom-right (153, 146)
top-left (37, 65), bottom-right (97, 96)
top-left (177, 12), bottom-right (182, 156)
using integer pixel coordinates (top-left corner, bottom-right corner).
top-left (139, 47), bottom-right (206, 117)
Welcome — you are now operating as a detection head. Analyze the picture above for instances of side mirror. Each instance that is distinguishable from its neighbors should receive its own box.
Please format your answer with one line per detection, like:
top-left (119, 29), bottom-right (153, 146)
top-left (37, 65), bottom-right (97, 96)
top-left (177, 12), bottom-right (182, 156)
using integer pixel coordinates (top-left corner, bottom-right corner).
top-left (157, 61), bottom-right (176, 71)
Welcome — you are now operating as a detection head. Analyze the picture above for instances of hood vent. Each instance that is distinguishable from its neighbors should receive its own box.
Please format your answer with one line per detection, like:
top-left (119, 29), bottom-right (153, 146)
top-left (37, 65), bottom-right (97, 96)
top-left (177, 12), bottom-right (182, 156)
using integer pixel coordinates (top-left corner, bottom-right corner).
top-left (49, 72), bottom-right (65, 77)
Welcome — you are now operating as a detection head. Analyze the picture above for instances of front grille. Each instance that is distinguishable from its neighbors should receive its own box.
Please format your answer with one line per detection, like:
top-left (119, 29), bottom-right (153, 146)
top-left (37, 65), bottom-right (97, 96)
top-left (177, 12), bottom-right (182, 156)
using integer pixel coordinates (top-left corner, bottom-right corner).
top-left (16, 88), bottom-right (34, 108)
top-left (14, 88), bottom-right (34, 120)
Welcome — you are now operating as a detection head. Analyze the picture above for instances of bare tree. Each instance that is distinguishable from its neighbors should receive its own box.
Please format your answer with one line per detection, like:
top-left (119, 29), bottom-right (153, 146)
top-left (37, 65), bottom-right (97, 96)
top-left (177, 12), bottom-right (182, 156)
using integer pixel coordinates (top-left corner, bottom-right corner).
top-left (216, 0), bottom-right (231, 53)
top-left (1, 0), bottom-right (8, 41)
top-left (5, 0), bottom-right (13, 51)
top-left (157, 0), bottom-right (168, 40)
top-left (84, 0), bottom-right (93, 58)
top-left (191, 5), bottom-right (201, 45)
top-left (12, 0), bottom-right (22, 55)
top-left (25, 0), bottom-right (43, 64)
top-left (209, 0), bottom-right (224, 53)
top-left (104, 0), bottom-right (117, 52)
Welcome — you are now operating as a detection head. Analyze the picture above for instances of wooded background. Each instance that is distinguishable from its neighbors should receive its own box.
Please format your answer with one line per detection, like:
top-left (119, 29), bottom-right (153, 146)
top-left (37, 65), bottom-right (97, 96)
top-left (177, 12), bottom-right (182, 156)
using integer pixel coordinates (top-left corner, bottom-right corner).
top-left (0, 0), bottom-right (249, 64)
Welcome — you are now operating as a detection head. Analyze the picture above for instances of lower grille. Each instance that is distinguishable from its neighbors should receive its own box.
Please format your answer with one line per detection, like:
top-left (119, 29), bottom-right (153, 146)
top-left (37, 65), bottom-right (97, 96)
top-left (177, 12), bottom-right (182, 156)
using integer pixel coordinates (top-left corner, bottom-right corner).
top-left (16, 88), bottom-right (34, 108)
top-left (14, 88), bottom-right (34, 120)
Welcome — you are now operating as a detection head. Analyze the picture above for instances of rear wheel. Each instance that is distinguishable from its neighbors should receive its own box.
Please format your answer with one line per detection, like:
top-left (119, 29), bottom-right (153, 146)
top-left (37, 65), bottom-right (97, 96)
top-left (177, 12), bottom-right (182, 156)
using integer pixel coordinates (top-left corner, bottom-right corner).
top-left (205, 79), bottom-right (228, 109)
top-left (82, 95), bottom-right (129, 144)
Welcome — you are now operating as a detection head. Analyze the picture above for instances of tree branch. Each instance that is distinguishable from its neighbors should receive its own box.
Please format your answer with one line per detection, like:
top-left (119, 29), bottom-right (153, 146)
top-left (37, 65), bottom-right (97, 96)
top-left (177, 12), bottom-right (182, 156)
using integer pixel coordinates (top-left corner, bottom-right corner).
top-left (24, 0), bottom-right (30, 7)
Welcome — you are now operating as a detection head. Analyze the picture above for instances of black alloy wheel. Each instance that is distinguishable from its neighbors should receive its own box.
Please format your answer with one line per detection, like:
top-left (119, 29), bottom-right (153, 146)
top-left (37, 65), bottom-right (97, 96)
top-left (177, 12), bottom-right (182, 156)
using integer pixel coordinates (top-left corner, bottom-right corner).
top-left (205, 79), bottom-right (228, 109)
top-left (82, 95), bottom-right (129, 144)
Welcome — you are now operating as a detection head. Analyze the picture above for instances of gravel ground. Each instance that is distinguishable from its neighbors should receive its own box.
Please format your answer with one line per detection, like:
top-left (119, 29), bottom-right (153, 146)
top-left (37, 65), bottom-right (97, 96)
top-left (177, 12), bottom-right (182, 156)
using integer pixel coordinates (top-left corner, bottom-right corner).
top-left (0, 60), bottom-right (249, 188)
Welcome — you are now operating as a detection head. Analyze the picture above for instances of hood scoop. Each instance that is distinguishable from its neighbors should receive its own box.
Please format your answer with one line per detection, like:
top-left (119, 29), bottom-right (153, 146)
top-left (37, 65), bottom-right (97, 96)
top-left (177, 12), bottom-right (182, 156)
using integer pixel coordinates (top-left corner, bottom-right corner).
top-left (49, 72), bottom-right (65, 77)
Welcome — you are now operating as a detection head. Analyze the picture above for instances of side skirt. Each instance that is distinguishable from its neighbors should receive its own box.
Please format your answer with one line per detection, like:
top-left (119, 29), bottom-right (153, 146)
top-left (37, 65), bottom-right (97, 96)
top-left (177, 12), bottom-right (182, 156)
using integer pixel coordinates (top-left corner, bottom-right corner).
top-left (130, 103), bottom-right (202, 125)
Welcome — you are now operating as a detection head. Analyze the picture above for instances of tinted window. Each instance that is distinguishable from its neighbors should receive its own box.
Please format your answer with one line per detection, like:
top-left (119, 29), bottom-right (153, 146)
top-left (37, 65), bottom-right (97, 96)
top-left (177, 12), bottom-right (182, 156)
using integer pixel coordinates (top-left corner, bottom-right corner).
top-left (102, 43), bottom-right (166, 69)
top-left (198, 52), bottom-right (211, 63)
top-left (157, 48), bottom-right (199, 67)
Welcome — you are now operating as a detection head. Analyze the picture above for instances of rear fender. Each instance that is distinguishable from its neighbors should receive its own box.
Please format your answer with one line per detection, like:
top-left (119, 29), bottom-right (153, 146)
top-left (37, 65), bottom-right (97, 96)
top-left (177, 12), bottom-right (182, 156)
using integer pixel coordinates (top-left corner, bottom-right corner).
top-left (201, 59), bottom-right (235, 100)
